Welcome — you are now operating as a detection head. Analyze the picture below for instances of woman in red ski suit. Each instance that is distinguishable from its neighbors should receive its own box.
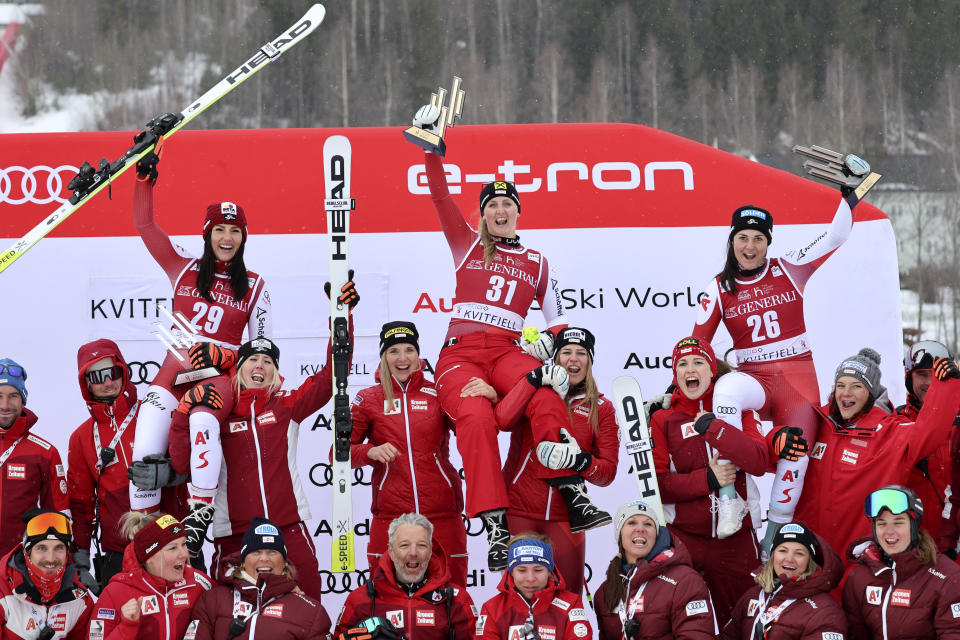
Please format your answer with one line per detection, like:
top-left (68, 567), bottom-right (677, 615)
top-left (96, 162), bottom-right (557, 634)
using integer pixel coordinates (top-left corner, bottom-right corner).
top-left (692, 175), bottom-right (868, 552)
top-left (594, 500), bottom-right (714, 640)
top-left (129, 151), bottom-right (272, 563)
top-left (469, 327), bottom-right (619, 593)
top-left (719, 523), bottom-right (846, 639)
top-left (843, 485), bottom-right (960, 639)
top-left (409, 107), bottom-right (608, 570)
top-left (649, 336), bottom-right (793, 624)
top-left (90, 512), bottom-right (212, 640)
top-left (170, 328), bottom-right (354, 605)
top-left (793, 349), bottom-right (960, 568)
top-left (476, 535), bottom-right (592, 640)
top-left (347, 321), bottom-right (467, 586)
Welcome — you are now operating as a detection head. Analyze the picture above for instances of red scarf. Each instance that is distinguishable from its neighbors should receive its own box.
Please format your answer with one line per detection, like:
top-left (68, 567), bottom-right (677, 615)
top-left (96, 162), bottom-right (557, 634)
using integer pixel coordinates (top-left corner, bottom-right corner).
top-left (25, 555), bottom-right (65, 603)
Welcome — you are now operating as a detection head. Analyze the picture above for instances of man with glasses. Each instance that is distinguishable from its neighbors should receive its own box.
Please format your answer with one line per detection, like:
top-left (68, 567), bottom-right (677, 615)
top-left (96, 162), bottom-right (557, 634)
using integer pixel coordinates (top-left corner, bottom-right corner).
top-left (67, 339), bottom-right (187, 592)
top-left (0, 358), bottom-right (70, 556)
top-left (899, 340), bottom-right (955, 540)
top-left (0, 509), bottom-right (95, 638)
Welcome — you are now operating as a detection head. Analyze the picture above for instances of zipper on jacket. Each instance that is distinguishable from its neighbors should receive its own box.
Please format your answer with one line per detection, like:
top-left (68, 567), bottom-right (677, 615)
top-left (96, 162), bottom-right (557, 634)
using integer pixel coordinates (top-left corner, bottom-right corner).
top-left (379, 462), bottom-right (391, 490)
top-left (249, 398), bottom-right (270, 518)
top-left (433, 454), bottom-right (453, 488)
top-left (400, 383), bottom-right (421, 513)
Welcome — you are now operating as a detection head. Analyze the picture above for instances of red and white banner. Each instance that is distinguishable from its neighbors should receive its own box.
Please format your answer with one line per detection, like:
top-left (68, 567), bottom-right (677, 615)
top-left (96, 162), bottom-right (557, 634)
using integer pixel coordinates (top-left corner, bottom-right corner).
top-left (0, 123), bottom-right (901, 618)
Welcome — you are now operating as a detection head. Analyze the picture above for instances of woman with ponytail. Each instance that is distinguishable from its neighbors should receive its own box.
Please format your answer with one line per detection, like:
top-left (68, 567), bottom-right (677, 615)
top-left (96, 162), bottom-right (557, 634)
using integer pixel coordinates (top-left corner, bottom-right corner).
top-left (407, 106), bottom-right (609, 572)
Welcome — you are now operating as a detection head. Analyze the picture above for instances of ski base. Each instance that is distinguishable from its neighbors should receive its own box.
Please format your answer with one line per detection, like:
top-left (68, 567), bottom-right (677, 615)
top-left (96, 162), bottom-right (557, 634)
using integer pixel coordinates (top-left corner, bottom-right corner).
top-left (612, 375), bottom-right (666, 525)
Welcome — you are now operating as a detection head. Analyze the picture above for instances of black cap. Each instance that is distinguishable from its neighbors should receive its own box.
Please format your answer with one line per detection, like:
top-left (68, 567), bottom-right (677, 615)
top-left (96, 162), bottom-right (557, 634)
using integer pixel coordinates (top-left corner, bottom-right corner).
top-left (240, 517), bottom-right (287, 560)
top-left (553, 327), bottom-right (596, 361)
top-left (729, 205), bottom-right (773, 244)
top-left (379, 321), bottom-right (420, 356)
top-left (771, 522), bottom-right (818, 564)
top-left (237, 338), bottom-right (280, 369)
top-left (479, 181), bottom-right (521, 212)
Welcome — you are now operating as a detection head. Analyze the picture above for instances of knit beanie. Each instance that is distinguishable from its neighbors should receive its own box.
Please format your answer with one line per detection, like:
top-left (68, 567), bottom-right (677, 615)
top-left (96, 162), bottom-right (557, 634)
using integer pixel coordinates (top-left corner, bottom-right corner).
top-left (479, 181), bottom-right (521, 212)
top-left (553, 327), bottom-right (596, 361)
top-left (134, 514), bottom-right (186, 563)
top-left (770, 522), bottom-right (819, 564)
top-left (729, 205), bottom-right (773, 244)
top-left (237, 338), bottom-right (280, 370)
top-left (241, 517), bottom-right (287, 561)
top-left (507, 539), bottom-right (554, 572)
top-left (671, 337), bottom-right (718, 384)
top-left (379, 321), bottom-right (420, 356)
top-left (0, 358), bottom-right (27, 404)
top-left (202, 201), bottom-right (248, 242)
top-left (613, 500), bottom-right (660, 543)
top-left (835, 347), bottom-right (882, 399)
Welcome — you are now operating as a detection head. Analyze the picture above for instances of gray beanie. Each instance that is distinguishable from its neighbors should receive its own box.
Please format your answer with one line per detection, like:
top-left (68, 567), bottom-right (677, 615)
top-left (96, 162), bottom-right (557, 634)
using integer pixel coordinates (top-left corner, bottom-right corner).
top-left (613, 500), bottom-right (659, 543)
top-left (835, 347), bottom-right (882, 399)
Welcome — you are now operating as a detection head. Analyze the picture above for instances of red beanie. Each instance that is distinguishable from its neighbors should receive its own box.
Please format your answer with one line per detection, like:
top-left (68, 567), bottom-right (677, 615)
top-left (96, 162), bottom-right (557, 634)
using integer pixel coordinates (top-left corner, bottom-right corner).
top-left (134, 514), bottom-right (186, 563)
top-left (671, 337), bottom-right (718, 385)
top-left (202, 202), bottom-right (248, 242)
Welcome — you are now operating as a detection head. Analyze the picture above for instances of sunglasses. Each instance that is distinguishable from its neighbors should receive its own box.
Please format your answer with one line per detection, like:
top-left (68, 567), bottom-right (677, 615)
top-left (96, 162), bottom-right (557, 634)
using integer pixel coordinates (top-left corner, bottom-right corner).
top-left (84, 365), bottom-right (125, 385)
top-left (863, 488), bottom-right (911, 518)
top-left (0, 364), bottom-right (24, 378)
top-left (25, 511), bottom-right (72, 538)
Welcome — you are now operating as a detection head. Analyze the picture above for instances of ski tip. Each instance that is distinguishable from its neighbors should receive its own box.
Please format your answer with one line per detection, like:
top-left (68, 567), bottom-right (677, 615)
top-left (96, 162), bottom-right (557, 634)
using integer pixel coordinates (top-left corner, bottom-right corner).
top-left (306, 4), bottom-right (326, 24)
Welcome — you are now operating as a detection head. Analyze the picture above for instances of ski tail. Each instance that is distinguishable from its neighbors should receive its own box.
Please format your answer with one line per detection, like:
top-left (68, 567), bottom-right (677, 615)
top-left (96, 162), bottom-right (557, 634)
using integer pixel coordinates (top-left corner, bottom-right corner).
top-left (612, 375), bottom-right (666, 525)
top-left (0, 3), bottom-right (326, 276)
top-left (324, 134), bottom-right (356, 573)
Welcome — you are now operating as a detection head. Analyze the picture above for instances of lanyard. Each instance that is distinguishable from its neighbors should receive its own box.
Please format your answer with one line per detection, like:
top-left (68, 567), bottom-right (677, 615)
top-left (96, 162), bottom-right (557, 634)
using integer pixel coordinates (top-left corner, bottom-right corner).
top-left (751, 587), bottom-right (796, 639)
top-left (27, 603), bottom-right (52, 636)
top-left (232, 586), bottom-right (282, 625)
top-left (92, 401), bottom-right (139, 471)
top-left (0, 434), bottom-right (26, 468)
top-left (616, 566), bottom-right (650, 631)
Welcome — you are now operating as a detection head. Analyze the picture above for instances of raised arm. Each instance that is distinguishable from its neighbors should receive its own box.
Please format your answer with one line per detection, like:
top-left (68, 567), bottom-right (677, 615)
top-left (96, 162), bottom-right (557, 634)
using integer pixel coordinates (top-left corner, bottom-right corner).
top-left (424, 153), bottom-right (478, 266)
top-left (780, 196), bottom-right (854, 290)
top-left (535, 255), bottom-right (568, 332)
top-left (132, 179), bottom-right (192, 283)
top-left (691, 277), bottom-right (722, 342)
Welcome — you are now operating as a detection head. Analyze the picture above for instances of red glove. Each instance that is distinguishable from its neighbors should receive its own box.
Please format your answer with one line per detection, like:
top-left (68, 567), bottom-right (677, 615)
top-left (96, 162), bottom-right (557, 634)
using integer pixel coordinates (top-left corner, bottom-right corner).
top-left (188, 342), bottom-right (237, 372)
top-left (175, 383), bottom-right (223, 415)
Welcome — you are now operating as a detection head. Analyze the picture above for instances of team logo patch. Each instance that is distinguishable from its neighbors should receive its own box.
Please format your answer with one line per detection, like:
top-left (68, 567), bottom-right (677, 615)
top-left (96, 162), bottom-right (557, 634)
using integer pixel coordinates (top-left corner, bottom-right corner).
top-left (384, 399), bottom-right (401, 415)
top-left (172, 592), bottom-right (191, 607)
top-left (771, 265), bottom-right (783, 277)
top-left (822, 634), bottom-right (843, 640)
top-left (572, 623), bottom-right (588, 638)
top-left (528, 251), bottom-right (541, 263)
top-left (221, 202), bottom-right (238, 218)
top-left (27, 434), bottom-right (51, 449)
top-left (97, 609), bottom-right (116, 621)
top-left (685, 600), bottom-right (708, 616)
top-left (568, 608), bottom-right (587, 621)
top-left (386, 610), bottom-right (404, 628)
top-left (263, 604), bottom-right (284, 618)
top-left (508, 626), bottom-right (525, 640)
top-left (229, 420), bottom-right (248, 433)
top-left (89, 620), bottom-right (104, 640)
top-left (256, 411), bottom-right (277, 426)
top-left (410, 399), bottom-right (429, 411)
top-left (234, 601), bottom-right (253, 618)
top-left (681, 422), bottom-right (698, 439)
top-left (811, 442), bottom-right (827, 459)
top-left (747, 599), bottom-right (760, 617)
top-left (891, 588), bottom-right (911, 607)
top-left (255, 523), bottom-right (279, 535)
top-left (56, 464), bottom-right (66, 477)
top-left (183, 620), bottom-right (199, 640)
top-left (475, 615), bottom-right (487, 635)
top-left (60, 479), bottom-right (67, 493)
top-left (951, 603), bottom-right (960, 618)
top-left (865, 586), bottom-right (883, 605)
top-left (7, 464), bottom-right (24, 479)
top-left (141, 595), bottom-right (160, 615)
top-left (52, 613), bottom-right (67, 631)
top-left (551, 597), bottom-right (570, 610)
top-left (840, 449), bottom-right (859, 465)
top-left (415, 611), bottom-right (435, 626)
top-left (538, 626), bottom-right (557, 640)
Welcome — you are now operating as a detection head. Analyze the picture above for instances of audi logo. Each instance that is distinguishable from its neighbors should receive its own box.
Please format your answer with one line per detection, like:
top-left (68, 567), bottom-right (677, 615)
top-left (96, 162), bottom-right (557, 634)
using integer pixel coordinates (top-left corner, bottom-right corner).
top-left (0, 165), bottom-right (78, 205)
top-left (126, 360), bottom-right (161, 385)
top-left (463, 515), bottom-right (486, 537)
top-left (317, 568), bottom-right (369, 594)
top-left (309, 462), bottom-right (372, 487)
top-left (715, 406), bottom-right (737, 415)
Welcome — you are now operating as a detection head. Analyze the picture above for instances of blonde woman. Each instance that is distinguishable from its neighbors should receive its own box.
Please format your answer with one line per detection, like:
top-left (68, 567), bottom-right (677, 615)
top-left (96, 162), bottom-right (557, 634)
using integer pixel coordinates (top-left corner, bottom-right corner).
top-left (720, 522), bottom-right (845, 639)
top-left (347, 321), bottom-right (467, 586)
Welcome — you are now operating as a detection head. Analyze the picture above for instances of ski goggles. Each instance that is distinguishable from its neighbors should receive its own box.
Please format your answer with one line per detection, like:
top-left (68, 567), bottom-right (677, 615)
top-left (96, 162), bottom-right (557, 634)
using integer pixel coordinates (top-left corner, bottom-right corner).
top-left (84, 365), bottom-right (125, 385)
top-left (25, 511), bottom-right (72, 538)
top-left (905, 340), bottom-right (951, 371)
top-left (0, 364), bottom-right (24, 378)
top-left (864, 487), bottom-right (912, 518)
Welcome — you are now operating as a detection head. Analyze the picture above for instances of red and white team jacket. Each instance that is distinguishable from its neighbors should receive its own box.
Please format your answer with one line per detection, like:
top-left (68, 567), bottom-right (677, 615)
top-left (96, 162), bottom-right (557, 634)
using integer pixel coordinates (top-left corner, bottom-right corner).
top-left (694, 197), bottom-right (853, 364)
top-left (348, 369), bottom-right (463, 519)
top-left (477, 569), bottom-right (591, 640)
top-left (0, 409), bottom-right (69, 557)
top-left (0, 546), bottom-right (94, 640)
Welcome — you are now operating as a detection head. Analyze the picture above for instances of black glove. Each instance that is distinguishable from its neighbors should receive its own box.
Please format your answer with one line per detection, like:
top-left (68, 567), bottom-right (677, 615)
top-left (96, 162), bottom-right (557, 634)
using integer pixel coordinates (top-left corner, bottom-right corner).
top-left (771, 426), bottom-right (809, 461)
top-left (127, 454), bottom-right (188, 491)
top-left (934, 357), bottom-right (960, 381)
top-left (72, 549), bottom-right (100, 593)
top-left (693, 412), bottom-right (714, 436)
top-left (325, 269), bottom-right (359, 309)
top-left (706, 467), bottom-right (721, 491)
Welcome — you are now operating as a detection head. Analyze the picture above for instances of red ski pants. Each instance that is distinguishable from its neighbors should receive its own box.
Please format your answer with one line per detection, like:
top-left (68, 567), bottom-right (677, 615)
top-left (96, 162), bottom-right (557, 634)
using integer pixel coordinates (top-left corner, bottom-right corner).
top-left (435, 333), bottom-right (570, 517)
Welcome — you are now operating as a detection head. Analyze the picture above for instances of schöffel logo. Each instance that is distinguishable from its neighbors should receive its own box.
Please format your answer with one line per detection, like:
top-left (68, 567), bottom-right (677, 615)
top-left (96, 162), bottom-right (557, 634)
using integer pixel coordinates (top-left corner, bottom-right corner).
top-left (0, 165), bottom-right (80, 204)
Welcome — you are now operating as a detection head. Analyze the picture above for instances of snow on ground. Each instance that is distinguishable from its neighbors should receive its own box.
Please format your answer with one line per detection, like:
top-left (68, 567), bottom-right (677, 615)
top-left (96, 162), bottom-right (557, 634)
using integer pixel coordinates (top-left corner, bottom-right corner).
top-left (901, 287), bottom-right (959, 347)
top-left (0, 66), bottom-right (100, 132)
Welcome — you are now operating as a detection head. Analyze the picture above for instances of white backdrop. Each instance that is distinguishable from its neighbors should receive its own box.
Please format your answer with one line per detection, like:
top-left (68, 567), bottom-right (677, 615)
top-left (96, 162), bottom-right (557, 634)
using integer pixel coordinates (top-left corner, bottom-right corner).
top-left (0, 214), bottom-right (902, 621)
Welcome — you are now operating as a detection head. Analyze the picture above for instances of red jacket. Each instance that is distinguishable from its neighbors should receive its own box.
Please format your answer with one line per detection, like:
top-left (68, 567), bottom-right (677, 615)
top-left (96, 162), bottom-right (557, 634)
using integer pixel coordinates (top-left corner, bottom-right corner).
top-left (0, 409), bottom-right (69, 556)
top-left (334, 541), bottom-right (475, 640)
top-left (170, 362), bottom-right (335, 539)
top-left (0, 546), bottom-right (94, 640)
top-left (348, 369), bottom-right (463, 518)
top-left (477, 570), bottom-right (591, 640)
top-left (500, 389), bottom-right (619, 520)
top-left (719, 532), bottom-right (847, 639)
top-left (898, 397), bottom-right (953, 540)
top-left (91, 545), bottom-right (213, 640)
top-left (650, 387), bottom-right (769, 537)
top-left (188, 565), bottom-right (331, 640)
top-left (842, 537), bottom-right (960, 639)
top-left (68, 339), bottom-right (184, 553)
top-left (594, 533), bottom-right (714, 640)
top-left (795, 376), bottom-right (960, 567)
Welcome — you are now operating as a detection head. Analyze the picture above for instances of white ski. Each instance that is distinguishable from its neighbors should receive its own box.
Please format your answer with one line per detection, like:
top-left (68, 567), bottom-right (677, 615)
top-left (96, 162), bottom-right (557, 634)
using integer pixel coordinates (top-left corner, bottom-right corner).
top-left (612, 375), bottom-right (665, 525)
top-left (0, 3), bottom-right (326, 275)
top-left (324, 134), bottom-right (355, 573)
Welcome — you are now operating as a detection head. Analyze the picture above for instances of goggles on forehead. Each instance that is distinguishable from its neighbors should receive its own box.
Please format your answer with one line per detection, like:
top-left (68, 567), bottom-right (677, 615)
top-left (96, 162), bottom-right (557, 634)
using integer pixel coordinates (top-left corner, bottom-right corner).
top-left (84, 365), bottom-right (125, 385)
top-left (25, 511), bottom-right (72, 538)
top-left (864, 487), bottom-right (914, 518)
top-left (0, 364), bottom-right (24, 377)
top-left (905, 340), bottom-right (951, 371)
